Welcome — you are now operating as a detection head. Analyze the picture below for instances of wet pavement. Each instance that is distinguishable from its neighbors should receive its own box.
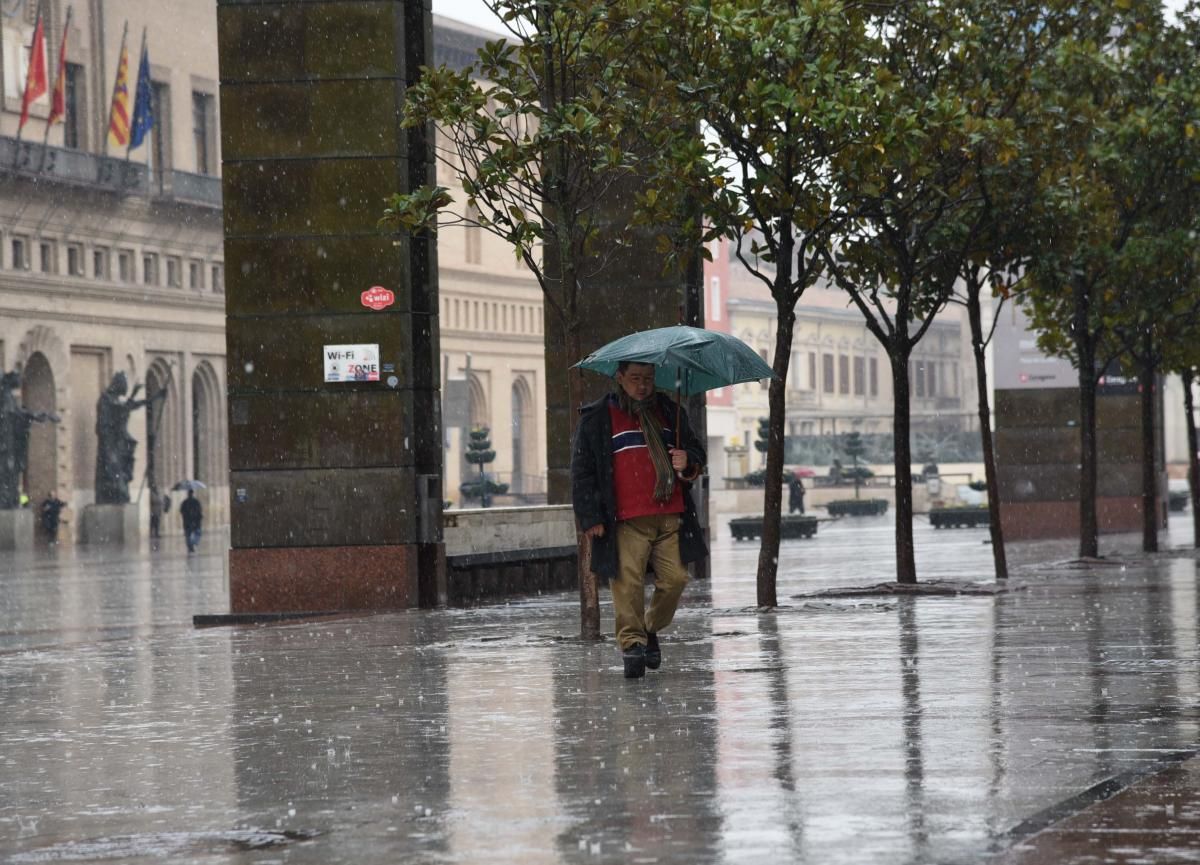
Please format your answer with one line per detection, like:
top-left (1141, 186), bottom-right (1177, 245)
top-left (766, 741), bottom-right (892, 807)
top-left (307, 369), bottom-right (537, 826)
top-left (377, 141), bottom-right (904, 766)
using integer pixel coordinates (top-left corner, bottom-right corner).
top-left (3, 514), bottom-right (1200, 863)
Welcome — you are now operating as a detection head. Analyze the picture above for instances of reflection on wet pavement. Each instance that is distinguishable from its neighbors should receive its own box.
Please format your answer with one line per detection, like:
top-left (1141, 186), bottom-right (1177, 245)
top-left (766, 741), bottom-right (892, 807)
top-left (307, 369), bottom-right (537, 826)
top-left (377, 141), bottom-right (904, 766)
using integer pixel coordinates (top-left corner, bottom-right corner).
top-left (2, 516), bottom-right (1199, 863)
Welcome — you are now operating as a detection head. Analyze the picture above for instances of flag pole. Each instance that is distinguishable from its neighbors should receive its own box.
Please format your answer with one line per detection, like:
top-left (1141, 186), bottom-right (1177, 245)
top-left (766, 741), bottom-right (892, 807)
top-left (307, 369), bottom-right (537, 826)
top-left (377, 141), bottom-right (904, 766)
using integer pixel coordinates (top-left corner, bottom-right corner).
top-left (14, 0), bottom-right (48, 163)
top-left (40, 5), bottom-right (72, 170)
top-left (103, 20), bottom-right (129, 158)
top-left (125, 26), bottom-right (147, 163)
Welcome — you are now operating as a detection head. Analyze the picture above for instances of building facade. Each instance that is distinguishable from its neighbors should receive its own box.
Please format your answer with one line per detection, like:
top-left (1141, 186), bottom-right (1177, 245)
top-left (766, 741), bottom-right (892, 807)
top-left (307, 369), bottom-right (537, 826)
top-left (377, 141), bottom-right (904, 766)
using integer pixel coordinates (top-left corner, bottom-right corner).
top-left (0, 0), bottom-right (226, 540)
top-left (703, 237), bottom-right (979, 484)
top-left (0, 5), bottom-right (547, 536)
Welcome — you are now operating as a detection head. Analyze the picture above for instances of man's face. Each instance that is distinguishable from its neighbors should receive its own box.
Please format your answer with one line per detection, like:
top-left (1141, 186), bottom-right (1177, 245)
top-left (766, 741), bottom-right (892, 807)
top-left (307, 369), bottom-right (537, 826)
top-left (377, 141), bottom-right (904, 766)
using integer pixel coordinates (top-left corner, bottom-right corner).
top-left (616, 363), bottom-right (656, 401)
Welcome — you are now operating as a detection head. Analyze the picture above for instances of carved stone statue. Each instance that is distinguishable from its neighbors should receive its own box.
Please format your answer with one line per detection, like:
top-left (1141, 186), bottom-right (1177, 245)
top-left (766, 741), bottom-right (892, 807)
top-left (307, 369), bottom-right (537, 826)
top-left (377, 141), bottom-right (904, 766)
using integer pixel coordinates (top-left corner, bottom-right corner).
top-left (0, 370), bottom-right (59, 510)
top-left (94, 372), bottom-right (162, 505)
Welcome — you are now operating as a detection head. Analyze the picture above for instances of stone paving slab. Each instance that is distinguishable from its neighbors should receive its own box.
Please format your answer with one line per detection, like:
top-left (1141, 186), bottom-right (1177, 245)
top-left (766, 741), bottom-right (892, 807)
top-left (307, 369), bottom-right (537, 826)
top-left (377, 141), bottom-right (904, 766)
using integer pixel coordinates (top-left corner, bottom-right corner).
top-left (1, 516), bottom-right (1199, 863)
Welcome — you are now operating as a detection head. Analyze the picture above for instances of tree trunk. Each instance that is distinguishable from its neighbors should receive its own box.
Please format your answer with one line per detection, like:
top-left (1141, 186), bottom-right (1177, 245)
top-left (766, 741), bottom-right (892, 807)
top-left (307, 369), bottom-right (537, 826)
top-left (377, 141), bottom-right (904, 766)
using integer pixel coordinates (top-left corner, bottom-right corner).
top-left (1074, 282), bottom-right (1099, 558)
top-left (891, 350), bottom-right (917, 584)
top-left (966, 285), bottom-right (1007, 580)
top-left (1139, 333), bottom-right (1158, 554)
top-left (756, 308), bottom-right (796, 608)
top-left (1182, 368), bottom-right (1200, 548)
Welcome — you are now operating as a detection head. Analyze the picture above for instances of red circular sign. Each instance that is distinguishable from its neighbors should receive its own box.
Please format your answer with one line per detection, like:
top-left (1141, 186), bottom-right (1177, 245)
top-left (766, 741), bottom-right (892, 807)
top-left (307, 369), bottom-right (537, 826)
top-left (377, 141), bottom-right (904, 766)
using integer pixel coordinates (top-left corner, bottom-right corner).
top-left (361, 286), bottom-right (395, 311)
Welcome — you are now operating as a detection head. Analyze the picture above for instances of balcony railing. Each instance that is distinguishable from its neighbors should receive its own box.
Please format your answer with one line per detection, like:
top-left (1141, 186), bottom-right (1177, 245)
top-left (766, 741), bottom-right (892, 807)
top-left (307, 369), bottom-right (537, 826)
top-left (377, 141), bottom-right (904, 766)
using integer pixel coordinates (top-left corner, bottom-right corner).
top-left (0, 136), bottom-right (221, 209)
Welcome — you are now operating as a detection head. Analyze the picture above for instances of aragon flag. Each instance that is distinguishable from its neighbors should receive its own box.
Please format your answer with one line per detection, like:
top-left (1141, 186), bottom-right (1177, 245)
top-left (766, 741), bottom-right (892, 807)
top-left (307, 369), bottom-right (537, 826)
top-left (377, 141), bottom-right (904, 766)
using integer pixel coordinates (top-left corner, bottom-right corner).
top-left (18, 5), bottom-right (48, 133)
top-left (106, 35), bottom-right (131, 149)
top-left (46, 7), bottom-right (73, 127)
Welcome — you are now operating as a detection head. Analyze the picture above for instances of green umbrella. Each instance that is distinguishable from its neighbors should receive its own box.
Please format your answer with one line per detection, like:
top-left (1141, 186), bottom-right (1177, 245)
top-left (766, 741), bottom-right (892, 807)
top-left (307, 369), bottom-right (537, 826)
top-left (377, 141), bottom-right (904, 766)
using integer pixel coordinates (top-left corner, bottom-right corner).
top-left (573, 325), bottom-right (777, 396)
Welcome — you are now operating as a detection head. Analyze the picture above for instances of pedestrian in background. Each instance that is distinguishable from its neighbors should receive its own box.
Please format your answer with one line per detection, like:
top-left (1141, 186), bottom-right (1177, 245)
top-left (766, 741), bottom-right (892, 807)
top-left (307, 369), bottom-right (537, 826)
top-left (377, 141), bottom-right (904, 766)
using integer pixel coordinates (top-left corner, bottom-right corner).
top-left (788, 473), bottom-right (806, 515)
top-left (571, 360), bottom-right (708, 679)
top-left (40, 491), bottom-right (65, 544)
top-left (180, 490), bottom-right (203, 553)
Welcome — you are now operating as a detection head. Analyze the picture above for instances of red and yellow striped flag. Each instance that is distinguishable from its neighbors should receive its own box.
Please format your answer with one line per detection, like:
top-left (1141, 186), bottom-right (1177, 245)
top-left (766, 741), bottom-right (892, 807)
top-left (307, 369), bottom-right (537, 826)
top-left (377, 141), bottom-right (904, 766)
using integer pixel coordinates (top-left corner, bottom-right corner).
top-left (106, 40), bottom-right (131, 149)
top-left (47, 8), bottom-right (72, 127)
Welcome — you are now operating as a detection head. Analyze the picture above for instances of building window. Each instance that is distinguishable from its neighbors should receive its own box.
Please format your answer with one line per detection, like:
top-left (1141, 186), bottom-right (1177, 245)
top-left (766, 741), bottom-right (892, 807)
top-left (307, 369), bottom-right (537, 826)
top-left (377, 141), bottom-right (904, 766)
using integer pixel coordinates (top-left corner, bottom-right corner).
top-left (822, 353), bottom-right (834, 393)
top-left (93, 247), bottom-right (109, 279)
top-left (927, 361), bottom-right (938, 397)
top-left (192, 91), bottom-right (215, 175)
top-left (39, 240), bottom-right (56, 274)
top-left (211, 264), bottom-right (224, 294)
top-left (166, 256), bottom-right (181, 288)
top-left (188, 259), bottom-right (203, 290)
top-left (150, 81), bottom-right (171, 183)
top-left (913, 361), bottom-right (926, 398)
top-left (759, 349), bottom-right (770, 390)
top-left (869, 357), bottom-right (878, 397)
top-left (952, 362), bottom-right (960, 397)
top-left (66, 243), bottom-right (84, 276)
top-left (838, 354), bottom-right (850, 395)
top-left (117, 249), bottom-right (134, 282)
top-left (142, 252), bottom-right (159, 285)
top-left (11, 236), bottom-right (29, 270)
top-left (64, 63), bottom-right (84, 150)
top-left (710, 276), bottom-right (721, 322)
top-left (808, 351), bottom-right (816, 390)
top-left (854, 357), bottom-right (865, 396)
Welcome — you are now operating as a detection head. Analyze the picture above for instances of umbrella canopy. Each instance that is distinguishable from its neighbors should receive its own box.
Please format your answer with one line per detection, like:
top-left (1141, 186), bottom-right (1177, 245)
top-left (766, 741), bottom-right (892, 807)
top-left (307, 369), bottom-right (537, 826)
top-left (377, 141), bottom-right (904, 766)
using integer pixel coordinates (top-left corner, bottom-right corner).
top-left (574, 325), bottom-right (776, 396)
top-left (172, 480), bottom-right (207, 492)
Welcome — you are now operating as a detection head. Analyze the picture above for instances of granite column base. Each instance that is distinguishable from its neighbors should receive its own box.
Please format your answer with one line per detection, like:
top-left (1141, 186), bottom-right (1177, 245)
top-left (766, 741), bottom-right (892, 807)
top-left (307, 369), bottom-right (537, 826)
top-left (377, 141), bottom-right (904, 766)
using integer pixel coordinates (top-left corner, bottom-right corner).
top-left (230, 545), bottom-right (430, 613)
top-left (80, 504), bottom-right (140, 545)
top-left (0, 508), bottom-right (34, 551)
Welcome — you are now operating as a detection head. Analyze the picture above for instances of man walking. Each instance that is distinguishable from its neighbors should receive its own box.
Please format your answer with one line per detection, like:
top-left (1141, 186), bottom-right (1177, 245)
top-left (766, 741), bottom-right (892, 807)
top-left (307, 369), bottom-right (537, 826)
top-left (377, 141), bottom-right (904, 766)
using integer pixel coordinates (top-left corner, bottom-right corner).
top-left (180, 489), bottom-right (203, 553)
top-left (571, 361), bottom-right (707, 679)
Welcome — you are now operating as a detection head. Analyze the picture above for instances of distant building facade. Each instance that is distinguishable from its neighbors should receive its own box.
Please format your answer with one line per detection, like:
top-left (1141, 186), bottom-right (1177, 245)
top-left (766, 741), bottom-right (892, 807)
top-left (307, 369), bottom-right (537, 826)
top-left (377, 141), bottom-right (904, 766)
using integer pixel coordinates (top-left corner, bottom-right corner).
top-left (0, 0), bottom-right (227, 540)
top-left (703, 237), bottom-right (979, 484)
top-left (0, 6), bottom-right (546, 536)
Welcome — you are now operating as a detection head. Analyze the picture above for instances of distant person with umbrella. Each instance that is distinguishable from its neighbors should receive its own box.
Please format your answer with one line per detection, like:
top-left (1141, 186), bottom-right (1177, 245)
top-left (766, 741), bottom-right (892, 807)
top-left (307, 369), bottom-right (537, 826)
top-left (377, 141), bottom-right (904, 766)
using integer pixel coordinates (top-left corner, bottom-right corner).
top-left (571, 361), bottom-right (707, 679)
top-left (40, 491), bottom-right (66, 544)
top-left (175, 480), bottom-right (205, 553)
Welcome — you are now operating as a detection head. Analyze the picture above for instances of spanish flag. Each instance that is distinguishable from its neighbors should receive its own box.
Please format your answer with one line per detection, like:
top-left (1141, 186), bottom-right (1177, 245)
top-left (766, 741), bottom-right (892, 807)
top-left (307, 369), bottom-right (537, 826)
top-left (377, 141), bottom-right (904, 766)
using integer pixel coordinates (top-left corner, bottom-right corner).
top-left (17, 4), bottom-right (48, 134)
top-left (46, 7), bottom-right (72, 127)
top-left (106, 27), bottom-right (131, 150)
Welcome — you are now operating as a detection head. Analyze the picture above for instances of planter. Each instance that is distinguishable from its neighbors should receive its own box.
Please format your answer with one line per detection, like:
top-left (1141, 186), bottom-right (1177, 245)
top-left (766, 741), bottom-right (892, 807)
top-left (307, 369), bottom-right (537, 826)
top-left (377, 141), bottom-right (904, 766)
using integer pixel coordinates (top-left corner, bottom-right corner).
top-left (730, 514), bottom-right (818, 541)
top-left (929, 506), bottom-right (990, 528)
top-left (826, 499), bottom-right (889, 517)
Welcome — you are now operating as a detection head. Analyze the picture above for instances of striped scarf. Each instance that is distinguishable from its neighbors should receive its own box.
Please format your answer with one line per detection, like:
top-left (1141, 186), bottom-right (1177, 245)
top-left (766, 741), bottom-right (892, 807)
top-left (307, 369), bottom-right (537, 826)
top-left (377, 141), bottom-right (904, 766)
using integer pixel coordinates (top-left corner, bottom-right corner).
top-left (617, 391), bottom-right (675, 502)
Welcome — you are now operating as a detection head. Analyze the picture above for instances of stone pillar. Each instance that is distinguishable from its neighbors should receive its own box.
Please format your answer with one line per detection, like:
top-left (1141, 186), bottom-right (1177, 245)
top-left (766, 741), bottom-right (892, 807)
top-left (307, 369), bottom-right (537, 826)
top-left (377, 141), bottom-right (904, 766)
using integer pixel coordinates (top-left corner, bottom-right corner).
top-left (218, 0), bottom-right (444, 612)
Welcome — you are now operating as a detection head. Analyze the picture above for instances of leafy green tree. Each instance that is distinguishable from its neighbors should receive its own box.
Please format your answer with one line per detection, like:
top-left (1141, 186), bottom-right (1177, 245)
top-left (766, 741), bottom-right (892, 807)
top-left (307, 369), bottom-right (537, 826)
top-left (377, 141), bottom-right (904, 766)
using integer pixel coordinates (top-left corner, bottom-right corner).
top-left (843, 431), bottom-right (866, 500)
top-left (822, 0), bottom-right (1015, 584)
top-left (1023, 0), bottom-right (1194, 558)
top-left (640, 0), bottom-right (873, 607)
top-left (460, 427), bottom-right (508, 507)
top-left (381, 0), bottom-right (685, 639)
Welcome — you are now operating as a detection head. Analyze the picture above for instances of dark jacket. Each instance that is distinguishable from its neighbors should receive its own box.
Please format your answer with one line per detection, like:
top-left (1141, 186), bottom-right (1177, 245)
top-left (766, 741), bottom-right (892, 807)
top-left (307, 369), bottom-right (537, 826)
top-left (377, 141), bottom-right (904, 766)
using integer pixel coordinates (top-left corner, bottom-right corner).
top-left (571, 393), bottom-right (708, 579)
top-left (180, 496), bottom-right (203, 532)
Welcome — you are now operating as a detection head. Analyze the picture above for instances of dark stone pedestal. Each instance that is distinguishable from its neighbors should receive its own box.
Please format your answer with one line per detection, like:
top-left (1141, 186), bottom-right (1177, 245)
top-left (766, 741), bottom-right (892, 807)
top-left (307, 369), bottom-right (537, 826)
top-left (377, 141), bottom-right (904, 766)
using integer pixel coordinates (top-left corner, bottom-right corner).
top-left (80, 504), bottom-right (139, 545)
top-left (0, 508), bottom-right (33, 551)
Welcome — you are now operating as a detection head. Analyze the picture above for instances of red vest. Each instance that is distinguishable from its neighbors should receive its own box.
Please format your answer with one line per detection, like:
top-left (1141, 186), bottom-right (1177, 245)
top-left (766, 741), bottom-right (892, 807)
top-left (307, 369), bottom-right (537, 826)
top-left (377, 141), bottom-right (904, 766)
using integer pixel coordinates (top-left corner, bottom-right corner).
top-left (608, 400), bottom-right (684, 521)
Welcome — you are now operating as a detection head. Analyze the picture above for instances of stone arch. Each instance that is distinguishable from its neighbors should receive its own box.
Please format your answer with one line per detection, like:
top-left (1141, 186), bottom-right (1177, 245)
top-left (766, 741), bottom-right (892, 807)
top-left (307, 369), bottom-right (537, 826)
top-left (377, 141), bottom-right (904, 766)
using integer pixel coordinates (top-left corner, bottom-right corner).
top-left (191, 361), bottom-right (223, 483)
top-left (145, 358), bottom-right (182, 502)
top-left (15, 326), bottom-right (68, 511)
top-left (510, 376), bottom-right (536, 495)
top-left (22, 352), bottom-right (57, 515)
top-left (463, 374), bottom-right (490, 485)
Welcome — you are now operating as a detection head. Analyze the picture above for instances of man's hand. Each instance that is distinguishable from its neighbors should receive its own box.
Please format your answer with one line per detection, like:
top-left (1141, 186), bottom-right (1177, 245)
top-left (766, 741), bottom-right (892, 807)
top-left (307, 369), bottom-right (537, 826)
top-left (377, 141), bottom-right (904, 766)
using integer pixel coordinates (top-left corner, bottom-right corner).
top-left (584, 523), bottom-right (605, 539)
top-left (670, 448), bottom-right (688, 473)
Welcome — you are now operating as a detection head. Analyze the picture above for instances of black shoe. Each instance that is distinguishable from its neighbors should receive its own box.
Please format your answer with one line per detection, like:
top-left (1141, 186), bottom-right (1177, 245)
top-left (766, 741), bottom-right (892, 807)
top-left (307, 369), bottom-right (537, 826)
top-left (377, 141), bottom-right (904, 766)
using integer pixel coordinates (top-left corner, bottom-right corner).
top-left (623, 644), bottom-right (646, 679)
top-left (645, 633), bottom-right (661, 670)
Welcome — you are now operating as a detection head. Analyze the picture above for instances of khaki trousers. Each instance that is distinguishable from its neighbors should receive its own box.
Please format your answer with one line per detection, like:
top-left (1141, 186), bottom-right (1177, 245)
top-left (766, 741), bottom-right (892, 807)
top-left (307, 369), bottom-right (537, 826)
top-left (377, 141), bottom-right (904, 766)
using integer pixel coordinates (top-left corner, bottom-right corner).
top-left (611, 513), bottom-right (690, 650)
